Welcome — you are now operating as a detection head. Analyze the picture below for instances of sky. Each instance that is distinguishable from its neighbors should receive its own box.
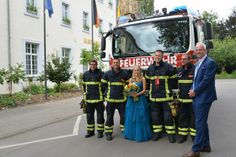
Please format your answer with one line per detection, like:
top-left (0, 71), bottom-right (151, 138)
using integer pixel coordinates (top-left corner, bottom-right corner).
top-left (154, 0), bottom-right (236, 20)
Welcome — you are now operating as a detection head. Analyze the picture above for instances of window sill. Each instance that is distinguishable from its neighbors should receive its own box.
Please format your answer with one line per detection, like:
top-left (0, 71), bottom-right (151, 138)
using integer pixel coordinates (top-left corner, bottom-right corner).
top-left (24, 12), bottom-right (39, 18)
top-left (61, 23), bottom-right (72, 28)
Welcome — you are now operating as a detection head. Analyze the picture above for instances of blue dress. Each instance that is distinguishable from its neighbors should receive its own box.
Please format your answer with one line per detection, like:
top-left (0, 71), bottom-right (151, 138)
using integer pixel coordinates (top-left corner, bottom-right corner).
top-left (123, 81), bottom-right (153, 142)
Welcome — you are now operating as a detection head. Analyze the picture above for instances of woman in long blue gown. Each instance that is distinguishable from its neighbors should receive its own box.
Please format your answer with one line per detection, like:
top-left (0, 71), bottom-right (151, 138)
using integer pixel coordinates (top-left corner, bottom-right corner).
top-left (123, 66), bottom-right (153, 142)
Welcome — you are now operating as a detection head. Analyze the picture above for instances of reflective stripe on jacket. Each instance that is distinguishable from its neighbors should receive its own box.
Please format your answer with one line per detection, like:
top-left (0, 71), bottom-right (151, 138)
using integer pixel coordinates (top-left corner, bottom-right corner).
top-left (177, 63), bottom-right (194, 101)
top-left (82, 69), bottom-right (104, 103)
top-left (102, 68), bottom-right (129, 103)
top-left (146, 61), bottom-right (177, 102)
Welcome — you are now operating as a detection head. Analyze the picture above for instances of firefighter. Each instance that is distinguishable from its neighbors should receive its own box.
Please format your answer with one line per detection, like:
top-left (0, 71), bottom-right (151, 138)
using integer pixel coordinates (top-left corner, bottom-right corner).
top-left (83, 59), bottom-right (105, 138)
top-left (177, 54), bottom-right (196, 143)
top-left (145, 50), bottom-right (177, 143)
top-left (101, 58), bottom-right (130, 141)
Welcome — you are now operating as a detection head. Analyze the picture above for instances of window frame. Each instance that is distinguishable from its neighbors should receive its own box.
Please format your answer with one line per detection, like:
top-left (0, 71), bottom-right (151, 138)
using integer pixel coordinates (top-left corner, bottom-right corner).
top-left (62, 2), bottom-right (71, 26)
top-left (25, 0), bottom-right (39, 17)
top-left (25, 42), bottom-right (39, 76)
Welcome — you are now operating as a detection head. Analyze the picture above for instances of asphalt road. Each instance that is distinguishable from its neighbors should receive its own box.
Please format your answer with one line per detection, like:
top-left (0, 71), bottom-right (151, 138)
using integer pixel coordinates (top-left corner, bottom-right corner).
top-left (0, 79), bottom-right (235, 157)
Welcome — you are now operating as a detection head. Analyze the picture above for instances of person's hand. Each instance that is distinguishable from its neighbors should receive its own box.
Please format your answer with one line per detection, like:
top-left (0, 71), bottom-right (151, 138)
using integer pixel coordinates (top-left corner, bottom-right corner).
top-left (188, 90), bottom-right (196, 97)
top-left (130, 92), bottom-right (138, 97)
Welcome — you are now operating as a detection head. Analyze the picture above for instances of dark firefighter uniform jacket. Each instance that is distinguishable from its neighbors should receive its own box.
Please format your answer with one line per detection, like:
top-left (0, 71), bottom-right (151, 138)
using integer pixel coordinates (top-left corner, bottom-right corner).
top-left (177, 63), bottom-right (195, 103)
top-left (101, 68), bottom-right (130, 103)
top-left (82, 68), bottom-right (104, 103)
top-left (145, 61), bottom-right (177, 102)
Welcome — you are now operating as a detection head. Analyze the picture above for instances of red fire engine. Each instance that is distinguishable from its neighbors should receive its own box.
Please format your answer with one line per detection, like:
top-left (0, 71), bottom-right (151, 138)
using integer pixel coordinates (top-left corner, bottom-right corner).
top-left (101, 6), bottom-right (213, 69)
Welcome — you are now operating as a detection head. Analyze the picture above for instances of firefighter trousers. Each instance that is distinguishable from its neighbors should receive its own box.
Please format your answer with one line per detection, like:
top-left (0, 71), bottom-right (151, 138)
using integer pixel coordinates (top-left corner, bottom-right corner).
top-left (105, 102), bottom-right (125, 135)
top-left (150, 101), bottom-right (175, 135)
top-left (177, 102), bottom-right (196, 137)
top-left (86, 102), bottom-right (105, 134)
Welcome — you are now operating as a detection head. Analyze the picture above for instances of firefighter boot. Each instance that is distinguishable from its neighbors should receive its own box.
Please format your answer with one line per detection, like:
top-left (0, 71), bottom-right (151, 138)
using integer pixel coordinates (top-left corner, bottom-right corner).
top-left (106, 133), bottom-right (113, 141)
top-left (177, 135), bottom-right (187, 143)
top-left (97, 131), bottom-right (104, 138)
top-left (168, 135), bottom-right (176, 143)
top-left (152, 133), bottom-right (162, 141)
top-left (85, 131), bottom-right (94, 138)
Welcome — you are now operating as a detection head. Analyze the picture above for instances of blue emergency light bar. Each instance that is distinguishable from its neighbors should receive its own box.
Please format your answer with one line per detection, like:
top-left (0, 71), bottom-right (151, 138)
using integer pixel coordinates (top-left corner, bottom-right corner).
top-left (169, 6), bottom-right (199, 18)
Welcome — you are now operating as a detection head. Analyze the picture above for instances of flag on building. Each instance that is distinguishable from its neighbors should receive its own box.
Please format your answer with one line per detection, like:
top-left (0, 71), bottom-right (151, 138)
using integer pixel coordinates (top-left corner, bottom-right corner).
top-left (45, 0), bottom-right (54, 17)
top-left (92, 0), bottom-right (100, 28)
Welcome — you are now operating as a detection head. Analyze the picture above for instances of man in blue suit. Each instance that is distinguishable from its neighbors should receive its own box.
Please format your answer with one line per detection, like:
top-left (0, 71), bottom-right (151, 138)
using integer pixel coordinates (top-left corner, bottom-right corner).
top-left (183, 42), bottom-right (217, 157)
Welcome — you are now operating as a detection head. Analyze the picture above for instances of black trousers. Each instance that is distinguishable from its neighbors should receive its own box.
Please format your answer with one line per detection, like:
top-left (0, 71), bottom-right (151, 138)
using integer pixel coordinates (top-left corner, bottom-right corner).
top-left (150, 101), bottom-right (175, 135)
top-left (177, 102), bottom-right (196, 137)
top-left (105, 102), bottom-right (125, 135)
top-left (86, 102), bottom-right (105, 133)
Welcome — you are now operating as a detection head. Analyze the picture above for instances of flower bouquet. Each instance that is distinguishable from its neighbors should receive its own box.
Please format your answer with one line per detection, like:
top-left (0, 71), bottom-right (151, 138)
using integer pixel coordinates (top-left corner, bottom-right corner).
top-left (124, 83), bottom-right (140, 101)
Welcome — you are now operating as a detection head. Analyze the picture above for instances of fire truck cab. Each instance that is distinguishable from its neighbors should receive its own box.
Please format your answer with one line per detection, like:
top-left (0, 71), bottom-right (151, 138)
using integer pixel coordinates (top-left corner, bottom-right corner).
top-left (100, 6), bottom-right (213, 69)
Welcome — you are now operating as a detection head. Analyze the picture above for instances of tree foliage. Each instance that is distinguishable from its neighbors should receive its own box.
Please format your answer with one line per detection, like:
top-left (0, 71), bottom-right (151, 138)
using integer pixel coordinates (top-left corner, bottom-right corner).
top-left (0, 69), bottom-right (6, 85)
top-left (139, 0), bottom-right (154, 16)
top-left (80, 43), bottom-right (105, 69)
top-left (4, 64), bottom-right (25, 95)
top-left (201, 8), bottom-right (236, 73)
top-left (209, 37), bottom-right (236, 74)
top-left (46, 54), bottom-right (72, 92)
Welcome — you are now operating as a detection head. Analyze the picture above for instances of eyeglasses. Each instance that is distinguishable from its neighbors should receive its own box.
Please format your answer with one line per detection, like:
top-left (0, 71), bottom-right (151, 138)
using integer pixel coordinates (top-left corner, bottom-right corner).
top-left (196, 48), bottom-right (204, 51)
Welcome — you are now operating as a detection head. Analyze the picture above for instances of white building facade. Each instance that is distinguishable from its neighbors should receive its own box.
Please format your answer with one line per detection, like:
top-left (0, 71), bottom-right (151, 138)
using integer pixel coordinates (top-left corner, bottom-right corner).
top-left (0, 0), bottom-right (116, 94)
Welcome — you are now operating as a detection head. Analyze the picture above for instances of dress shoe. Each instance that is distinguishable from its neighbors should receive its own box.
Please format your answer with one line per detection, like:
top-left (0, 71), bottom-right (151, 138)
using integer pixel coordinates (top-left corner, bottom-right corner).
top-left (168, 135), bottom-right (176, 143)
top-left (183, 151), bottom-right (200, 157)
top-left (97, 132), bottom-right (103, 138)
top-left (106, 134), bottom-right (112, 141)
top-left (177, 136), bottom-right (187, 143)
top-left (152, 133), bottom-right (162, 141)
top-left (84, 133), bottom-right (95, 138)
top-left (200, 147), bottom-right (211, 153)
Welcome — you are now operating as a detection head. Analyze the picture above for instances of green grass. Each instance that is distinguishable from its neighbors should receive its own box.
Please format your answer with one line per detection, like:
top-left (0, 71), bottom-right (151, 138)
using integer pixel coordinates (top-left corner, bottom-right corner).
top-left (216, 71), bottom-right (236, 79)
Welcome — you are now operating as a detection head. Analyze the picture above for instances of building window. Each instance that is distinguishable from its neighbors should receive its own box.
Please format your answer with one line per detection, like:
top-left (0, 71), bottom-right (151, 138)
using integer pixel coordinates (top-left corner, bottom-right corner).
top-left (25, 42), bottom-right (39, 76)
top-left (108, 0), bottom-right (113, 9)
top-left (83, 12), bottom-right (90, 31)
top-left (62, 48), bottom-right (71, 61)
top-left (62, 3), bottom-right (71, 25)
top-left (26, 0), bottom-right (38, 15)
top-left (98, 0), bottom-right (104, 4)
top-left (98, 19), bottom-right (103, 35)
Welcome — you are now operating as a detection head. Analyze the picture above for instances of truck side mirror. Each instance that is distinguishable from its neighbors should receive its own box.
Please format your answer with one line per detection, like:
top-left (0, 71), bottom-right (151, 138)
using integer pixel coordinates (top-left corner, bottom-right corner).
top-left (101, 37), bottom-right (106, 51)
top-left (100, 51), bottom-right (106, 59)
top-left (204, 22), bottom-right (213, 40)
top-left (206, 40), bottom-right (213, 49)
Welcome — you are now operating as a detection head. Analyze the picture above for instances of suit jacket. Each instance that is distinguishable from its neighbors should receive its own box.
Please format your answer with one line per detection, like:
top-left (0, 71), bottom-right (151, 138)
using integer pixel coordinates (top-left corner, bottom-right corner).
top-left (193, 56), bottom-right (217, 104)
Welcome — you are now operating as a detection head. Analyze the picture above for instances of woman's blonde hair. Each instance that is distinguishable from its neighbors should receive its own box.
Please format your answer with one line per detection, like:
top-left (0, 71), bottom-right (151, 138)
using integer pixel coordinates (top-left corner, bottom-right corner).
top-left (131, 65), bottom-right (143, 82)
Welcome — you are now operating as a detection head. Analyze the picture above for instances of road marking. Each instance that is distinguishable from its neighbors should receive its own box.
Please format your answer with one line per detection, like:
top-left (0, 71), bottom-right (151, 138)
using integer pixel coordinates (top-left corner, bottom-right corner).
top-left (73, 115), bottom-right (84, 135)
top-left (0, 114), bottom-right (85, 150)
top-left (0, 134), bottom-right (75, 150)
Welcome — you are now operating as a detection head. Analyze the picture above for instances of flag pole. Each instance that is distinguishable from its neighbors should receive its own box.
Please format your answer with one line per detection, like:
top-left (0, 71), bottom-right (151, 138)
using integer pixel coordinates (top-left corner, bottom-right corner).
top-left (43, 0), bottom-right (48, 100)
top-left (91, 0), bottom-right (94, 58)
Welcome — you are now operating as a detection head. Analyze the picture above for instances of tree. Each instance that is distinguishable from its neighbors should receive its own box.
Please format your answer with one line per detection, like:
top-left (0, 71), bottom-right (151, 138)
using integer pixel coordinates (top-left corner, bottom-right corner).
top-left (139, 0), bottom-right (154, 16)
top-left (209, 37), bottom-right (236, 74)
top-left (225, 7), bottom-right (236, 38)
top-left (46, 54), bottom-right (72, 92)
top-left (80, 43), bottom-right (104, 70)
top-left (4, 64), bottom-right (25, 95)
top-left (0, 69), bottom-right (6, 85)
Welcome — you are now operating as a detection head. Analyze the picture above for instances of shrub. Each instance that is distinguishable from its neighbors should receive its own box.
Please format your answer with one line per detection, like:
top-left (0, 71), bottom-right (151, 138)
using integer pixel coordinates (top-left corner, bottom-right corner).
top-left (54, 83), bottom-right (78, 92)
top-left (13, 92), bottom-right (30, 104)
top-left (0, 95), bottom-right (16, 107)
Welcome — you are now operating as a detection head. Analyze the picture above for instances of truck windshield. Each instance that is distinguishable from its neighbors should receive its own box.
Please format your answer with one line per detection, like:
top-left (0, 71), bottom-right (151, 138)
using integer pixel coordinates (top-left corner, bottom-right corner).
top-left (113, 17), bottom-right (190, 57)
